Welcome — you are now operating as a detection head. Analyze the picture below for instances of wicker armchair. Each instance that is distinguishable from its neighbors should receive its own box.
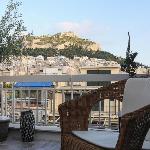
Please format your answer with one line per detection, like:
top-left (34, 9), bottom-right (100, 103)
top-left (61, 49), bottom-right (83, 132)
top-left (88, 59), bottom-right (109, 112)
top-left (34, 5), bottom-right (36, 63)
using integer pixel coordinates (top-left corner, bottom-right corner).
top-left (59, 79), bottom-right (150, 150)
top-left (58, 80), bottom-right (126, 150)
top-left (59, 105), bottom-right (150, 150)
top-left (116, 104), bottom-right (150, 150)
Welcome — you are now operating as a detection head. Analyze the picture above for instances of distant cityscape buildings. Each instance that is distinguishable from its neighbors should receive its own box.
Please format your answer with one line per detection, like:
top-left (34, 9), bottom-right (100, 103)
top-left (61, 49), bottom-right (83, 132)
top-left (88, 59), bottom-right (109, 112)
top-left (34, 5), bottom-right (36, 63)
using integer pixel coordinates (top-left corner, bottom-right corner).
top-left (0, 55), bottom-right (149, 76)
top-left (0, 55), bottom-right (149, 125)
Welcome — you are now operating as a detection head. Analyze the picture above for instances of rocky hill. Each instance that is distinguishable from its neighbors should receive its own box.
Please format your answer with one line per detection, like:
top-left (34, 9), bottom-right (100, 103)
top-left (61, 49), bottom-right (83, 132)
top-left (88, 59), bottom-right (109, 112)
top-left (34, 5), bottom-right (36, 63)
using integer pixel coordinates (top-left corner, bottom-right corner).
top-left (24, 32), bottom-right (100, 51)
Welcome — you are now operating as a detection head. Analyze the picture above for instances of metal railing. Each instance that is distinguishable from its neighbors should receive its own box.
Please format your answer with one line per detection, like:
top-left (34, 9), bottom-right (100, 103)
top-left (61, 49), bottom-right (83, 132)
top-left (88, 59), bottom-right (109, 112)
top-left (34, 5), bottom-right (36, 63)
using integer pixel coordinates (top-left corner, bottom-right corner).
top-left (0, 74), bottom-right (129, 128)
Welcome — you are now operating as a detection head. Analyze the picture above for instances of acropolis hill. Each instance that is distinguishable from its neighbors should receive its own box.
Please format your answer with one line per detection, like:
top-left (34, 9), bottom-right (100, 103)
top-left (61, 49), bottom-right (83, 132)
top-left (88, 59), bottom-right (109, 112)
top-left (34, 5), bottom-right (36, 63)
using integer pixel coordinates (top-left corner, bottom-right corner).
top-left (24, 32), bottom-right (100, 51)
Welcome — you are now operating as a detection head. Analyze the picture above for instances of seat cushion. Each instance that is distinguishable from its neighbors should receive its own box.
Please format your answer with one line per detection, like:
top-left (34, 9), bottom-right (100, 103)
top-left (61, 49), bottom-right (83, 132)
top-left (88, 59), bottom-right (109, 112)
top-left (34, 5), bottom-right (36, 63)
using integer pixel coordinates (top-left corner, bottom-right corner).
top-left (122, 78), bottom-right (150, 115)
top-left (72, 130), bottom-right (150, 149)
top-left (122, 78), bottom-right (150, 140)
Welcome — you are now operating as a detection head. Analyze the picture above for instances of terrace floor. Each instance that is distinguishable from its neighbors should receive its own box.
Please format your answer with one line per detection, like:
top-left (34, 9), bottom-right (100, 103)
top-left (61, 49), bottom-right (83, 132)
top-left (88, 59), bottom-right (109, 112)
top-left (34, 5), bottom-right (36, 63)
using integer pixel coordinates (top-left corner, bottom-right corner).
top-left (0, 129), bottom-right (61, 150)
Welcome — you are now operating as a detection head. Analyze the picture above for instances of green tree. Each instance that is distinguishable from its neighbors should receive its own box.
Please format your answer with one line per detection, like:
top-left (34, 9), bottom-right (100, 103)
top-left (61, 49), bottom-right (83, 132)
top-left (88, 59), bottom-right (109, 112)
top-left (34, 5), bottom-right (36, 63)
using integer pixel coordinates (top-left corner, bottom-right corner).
top-left (0, 0), bottom-right (26, 63)
top-left (121, 32), bottom-right (138, 77)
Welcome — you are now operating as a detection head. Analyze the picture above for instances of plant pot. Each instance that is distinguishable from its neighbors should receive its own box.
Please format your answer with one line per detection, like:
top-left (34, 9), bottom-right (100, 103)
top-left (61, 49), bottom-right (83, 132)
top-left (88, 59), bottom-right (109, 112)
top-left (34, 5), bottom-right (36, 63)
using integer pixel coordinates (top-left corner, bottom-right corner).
top-left (0, 116), bottom-right (10, 142)
top-left (20, 110), bottom-right (35, 142)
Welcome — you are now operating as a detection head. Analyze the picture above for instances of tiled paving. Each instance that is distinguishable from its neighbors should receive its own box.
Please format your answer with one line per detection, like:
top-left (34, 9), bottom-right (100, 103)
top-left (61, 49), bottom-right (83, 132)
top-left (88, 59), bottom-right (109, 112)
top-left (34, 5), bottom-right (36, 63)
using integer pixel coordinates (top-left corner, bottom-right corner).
top-left (0, 129), bottom-right (61, 150)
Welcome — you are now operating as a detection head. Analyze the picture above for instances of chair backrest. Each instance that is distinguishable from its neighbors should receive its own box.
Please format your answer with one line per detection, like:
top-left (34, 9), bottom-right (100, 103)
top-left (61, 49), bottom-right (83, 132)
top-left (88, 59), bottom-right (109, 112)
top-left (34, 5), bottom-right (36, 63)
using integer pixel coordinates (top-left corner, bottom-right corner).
top-left (122, 78), bottom-right (150, 141)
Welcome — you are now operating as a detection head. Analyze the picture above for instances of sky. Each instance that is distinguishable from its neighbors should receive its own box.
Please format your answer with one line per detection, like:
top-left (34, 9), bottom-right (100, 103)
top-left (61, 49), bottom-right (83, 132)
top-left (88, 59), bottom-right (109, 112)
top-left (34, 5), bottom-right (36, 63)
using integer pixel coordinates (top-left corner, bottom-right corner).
top-left (0, 0), bottom-right (150, 66)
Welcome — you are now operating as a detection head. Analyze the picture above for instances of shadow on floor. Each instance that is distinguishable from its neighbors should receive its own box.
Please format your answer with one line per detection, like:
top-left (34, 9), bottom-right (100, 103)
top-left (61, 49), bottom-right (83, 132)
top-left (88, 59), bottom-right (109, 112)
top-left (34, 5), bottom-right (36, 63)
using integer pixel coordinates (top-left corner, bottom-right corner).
top-left (0, 129), bottom-right (61, 150)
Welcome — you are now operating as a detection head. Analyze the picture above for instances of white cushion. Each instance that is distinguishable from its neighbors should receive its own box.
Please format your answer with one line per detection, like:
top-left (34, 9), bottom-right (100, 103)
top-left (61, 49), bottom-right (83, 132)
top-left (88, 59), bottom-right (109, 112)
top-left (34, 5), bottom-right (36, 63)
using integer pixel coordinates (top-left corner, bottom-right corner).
top-left (122, 78), bottom-right (150, 140)
top-left (72, 130), bottom-right (150, 149)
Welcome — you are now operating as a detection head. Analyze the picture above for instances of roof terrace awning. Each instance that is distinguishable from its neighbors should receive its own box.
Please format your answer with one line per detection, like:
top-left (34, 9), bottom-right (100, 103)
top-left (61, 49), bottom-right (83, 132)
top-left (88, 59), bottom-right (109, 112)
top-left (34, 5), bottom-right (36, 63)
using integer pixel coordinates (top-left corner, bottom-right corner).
top-left (14, 82), bottom-right (53, 88)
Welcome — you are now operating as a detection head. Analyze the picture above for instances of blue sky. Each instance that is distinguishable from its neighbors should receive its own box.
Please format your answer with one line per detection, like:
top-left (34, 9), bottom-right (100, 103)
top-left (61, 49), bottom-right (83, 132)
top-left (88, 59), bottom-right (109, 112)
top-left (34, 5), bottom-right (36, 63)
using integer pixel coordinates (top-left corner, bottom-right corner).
top-left (0, 0), bottom-right (150, 65)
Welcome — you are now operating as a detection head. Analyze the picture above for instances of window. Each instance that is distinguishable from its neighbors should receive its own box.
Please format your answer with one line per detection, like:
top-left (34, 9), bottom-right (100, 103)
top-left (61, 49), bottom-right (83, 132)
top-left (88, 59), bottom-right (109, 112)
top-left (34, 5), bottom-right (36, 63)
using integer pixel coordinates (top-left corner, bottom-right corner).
top-left (65, 93), bottom-right (80, 101)
top-left (87, 70), bottom-right (111, 86)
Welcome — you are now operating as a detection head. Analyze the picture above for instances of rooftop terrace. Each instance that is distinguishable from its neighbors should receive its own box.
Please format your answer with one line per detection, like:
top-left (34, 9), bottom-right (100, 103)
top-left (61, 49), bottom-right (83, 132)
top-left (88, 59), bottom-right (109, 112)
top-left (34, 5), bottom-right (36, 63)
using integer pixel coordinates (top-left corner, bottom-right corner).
top-left (0, 74), bottom-right (149, 150)
top-left (0, 128), bottom-right (60, 150)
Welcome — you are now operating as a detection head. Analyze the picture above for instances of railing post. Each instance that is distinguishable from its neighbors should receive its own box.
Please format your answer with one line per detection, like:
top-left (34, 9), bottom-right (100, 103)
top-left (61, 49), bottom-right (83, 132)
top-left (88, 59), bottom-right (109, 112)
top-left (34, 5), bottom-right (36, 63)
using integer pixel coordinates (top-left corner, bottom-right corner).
top-left (118, 100), bottom-right (121, 132)
top-left (36, 90), bottom-right (39, 125)
top-left (79, 90), bottom-right (82, 96)
top-left (62, 90), bottom-right (65, 103)
top-left (45, 89), bottom-right (47, 125)
top-left (118, 100), bottom-right (120, 112)
top-left (28, 89), bottom-right (30, 109)
top-left (108, 99), bottom-right (111, 128)
top-left (89, 111), bottom-right (92, 125)
top-left (1, 83), bottom-right (4, 116)
top-left (20, 89), bottom-right (23, 111)
top-left (12, 83), bottom-right (15, 123)
top-left (53, 87), bottom-right (55, 125)
top-left (50, 94), bottom-right (53, 113)
top-left (5, 89), bottom-right (7, 116)
top-left (99, 100), bottom-right (101, 127)
top-left (71, 82), bottom-right (73, 100)
top-left (115, 99), bottom-right (116, 115)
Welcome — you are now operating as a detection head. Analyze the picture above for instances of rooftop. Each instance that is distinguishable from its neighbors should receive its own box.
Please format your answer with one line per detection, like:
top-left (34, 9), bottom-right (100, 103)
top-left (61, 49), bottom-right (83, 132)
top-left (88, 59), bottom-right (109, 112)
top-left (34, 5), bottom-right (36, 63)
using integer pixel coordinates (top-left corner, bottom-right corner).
top-left (0, 128), bottom-right (61, 150)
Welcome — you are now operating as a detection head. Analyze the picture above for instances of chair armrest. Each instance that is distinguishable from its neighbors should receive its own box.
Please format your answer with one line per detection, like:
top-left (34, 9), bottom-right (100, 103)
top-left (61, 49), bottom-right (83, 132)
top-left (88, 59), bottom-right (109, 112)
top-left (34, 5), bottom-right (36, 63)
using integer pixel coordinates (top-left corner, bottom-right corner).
top-left (58, 80), bottom-right (126, 134)
top-left (58, 90), bottom-right (101, 133)
top-left (116, 104), bottom-right (150, 150)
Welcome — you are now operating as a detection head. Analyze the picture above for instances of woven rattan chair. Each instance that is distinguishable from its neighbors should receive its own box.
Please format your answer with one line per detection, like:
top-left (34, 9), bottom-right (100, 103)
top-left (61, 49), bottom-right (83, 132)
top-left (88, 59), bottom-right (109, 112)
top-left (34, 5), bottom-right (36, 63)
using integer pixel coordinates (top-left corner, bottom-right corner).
top-left (59, 79), bottom-right (150, 150)
top-left (58, 80), bottom-right (126, 150)
top-left (116, 104), bottom-right (150, 150)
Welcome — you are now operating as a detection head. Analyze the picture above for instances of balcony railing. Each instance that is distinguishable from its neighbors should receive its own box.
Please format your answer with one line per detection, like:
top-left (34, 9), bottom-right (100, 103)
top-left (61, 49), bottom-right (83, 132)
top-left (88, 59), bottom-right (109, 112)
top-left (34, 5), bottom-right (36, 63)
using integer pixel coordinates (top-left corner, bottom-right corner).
top-left (0, 74), bottom-right (131, 128)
